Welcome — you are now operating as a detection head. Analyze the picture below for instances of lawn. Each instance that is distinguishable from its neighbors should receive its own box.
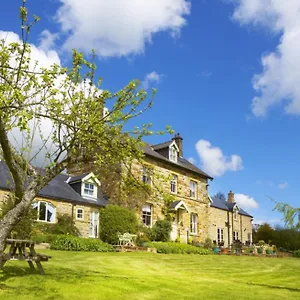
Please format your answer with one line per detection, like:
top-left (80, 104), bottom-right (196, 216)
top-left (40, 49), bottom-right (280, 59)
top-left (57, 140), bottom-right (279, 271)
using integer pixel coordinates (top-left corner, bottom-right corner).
top-left (1, 251), bottom-right (300, 300)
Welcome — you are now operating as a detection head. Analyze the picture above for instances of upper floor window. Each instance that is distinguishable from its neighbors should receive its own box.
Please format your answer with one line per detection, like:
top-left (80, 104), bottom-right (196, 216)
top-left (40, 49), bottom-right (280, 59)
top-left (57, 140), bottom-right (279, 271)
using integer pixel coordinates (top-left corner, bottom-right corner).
top-left (190, 213), bottom-right (198, 234)
top-left (234, 208), bottom-right (238, 220)
top-left (142, 166), bottom-right (151, 185)
top-left (190, 181), bottom-right (197, 199)
top-left (33, 201), bottom-right (56, 223)
top-left (169, 146), bottom-right (178, 163)
top-left (142, 203), bottom-right (152, 226)
top-left (170, 175), bottom-right (177, 193)
top-left (84, 183), bottom-right (95, 197)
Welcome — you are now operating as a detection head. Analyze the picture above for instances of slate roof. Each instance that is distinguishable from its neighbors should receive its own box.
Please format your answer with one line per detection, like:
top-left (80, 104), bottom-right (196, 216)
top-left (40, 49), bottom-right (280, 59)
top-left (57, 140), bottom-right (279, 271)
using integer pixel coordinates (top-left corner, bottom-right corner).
top-left (0, 161), bottom-right (107, 207)
top-left (143, 142), bottom-right (213, 180)
top-left (210, 196), bottom-right (252, 217)
top-left (169, 200), bottom-right (182, 210)
top-left (68, 173), bottom-right (90, 184)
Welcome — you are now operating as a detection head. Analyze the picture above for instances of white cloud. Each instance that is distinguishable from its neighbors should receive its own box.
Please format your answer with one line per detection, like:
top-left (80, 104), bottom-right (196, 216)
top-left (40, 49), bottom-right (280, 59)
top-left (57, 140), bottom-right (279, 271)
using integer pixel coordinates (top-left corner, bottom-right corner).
top-left (0, 31), bottom-right (62, 166)
top-left (235, 193), bottom-right (259, 210)
top-left (187, 157), bottom-right (196, 164)
top-left (195, 140), bottom-right (243, 177)
top-left (231, 0), bottom-right (300, 116)
top-left (39, 30), bottom-right (59, 52)
top-left (55, 0), bottom-right (191, 57)
top-left (278, 182), bottom-right (289, 189)
top-left (142, 71), bottom-right (162, 89)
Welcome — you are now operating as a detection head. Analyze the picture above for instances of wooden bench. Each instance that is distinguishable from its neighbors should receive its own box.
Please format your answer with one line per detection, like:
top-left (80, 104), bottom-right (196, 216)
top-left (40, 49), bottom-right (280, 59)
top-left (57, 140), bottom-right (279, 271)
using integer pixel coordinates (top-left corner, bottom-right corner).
top-left (0, 239), bottom-right (51, 275)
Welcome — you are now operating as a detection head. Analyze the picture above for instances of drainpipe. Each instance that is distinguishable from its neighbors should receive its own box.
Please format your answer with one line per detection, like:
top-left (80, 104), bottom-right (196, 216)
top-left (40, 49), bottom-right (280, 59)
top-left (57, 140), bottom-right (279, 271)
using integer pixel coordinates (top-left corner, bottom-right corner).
top-left (227, 212), bottom-right (230, 247)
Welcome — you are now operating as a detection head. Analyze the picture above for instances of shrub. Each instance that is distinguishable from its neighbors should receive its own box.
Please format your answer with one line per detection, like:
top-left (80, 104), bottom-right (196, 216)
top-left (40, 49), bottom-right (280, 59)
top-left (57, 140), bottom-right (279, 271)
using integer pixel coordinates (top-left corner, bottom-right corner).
top-left (31, 233), bottom-right (55, 244)
top-left (99, 205), bottom-right (138, 244)
top-left (50, 235), bottom-right (114, 252)
top-left (149, 219), bottom-right (172, 242)
top-left (204, 237), bottom-right (213, 249)
top-left (293, 250), bottom-right (300, 258)
top-left (33, 214), bottom-right (80, 236)
top-left (147, 242), bottom-right (209, 255)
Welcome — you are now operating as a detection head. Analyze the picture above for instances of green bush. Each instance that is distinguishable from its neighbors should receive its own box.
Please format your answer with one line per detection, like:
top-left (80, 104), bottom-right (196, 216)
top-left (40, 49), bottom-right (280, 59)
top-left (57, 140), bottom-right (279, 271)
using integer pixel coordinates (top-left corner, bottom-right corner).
top-left (99, 205), bottom-right (138, 244)
top-left (31, 233), bottom-right (55, 244)
top-left (33, 214), bottom-right (80, 236)
top-left (148, 242), bottom-right (209, 255)
top-left (293, 250), bottom-right (300, 257)
top-left (50, 235), bottom-right (114, 252)
top-left (149, 219), bottom-right (172, 242)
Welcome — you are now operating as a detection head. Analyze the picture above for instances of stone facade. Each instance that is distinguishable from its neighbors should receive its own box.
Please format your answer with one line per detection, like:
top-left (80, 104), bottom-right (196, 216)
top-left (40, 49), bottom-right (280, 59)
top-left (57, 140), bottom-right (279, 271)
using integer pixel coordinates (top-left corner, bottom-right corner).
top-left (208, 201), bottom-right (253, 247)
top-left (132, 155), bottom-right (211, 244)
top-left (0, 190), bottom-right (100, 238)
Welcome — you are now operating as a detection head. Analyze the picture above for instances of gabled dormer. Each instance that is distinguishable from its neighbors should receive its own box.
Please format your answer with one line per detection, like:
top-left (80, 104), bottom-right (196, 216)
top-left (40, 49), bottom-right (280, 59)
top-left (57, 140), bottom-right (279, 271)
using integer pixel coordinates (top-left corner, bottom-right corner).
top-left (68, 172), bottom-right (101, 200)
top-left (168, 141), bottom-right (179, 163)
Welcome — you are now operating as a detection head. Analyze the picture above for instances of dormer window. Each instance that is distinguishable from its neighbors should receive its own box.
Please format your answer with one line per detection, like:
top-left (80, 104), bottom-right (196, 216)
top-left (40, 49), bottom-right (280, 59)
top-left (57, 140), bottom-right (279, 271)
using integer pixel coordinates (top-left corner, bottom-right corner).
top-left (169, 146), bottom-right (178, 163)
top-left (84, 183), bottom-right (94, 196)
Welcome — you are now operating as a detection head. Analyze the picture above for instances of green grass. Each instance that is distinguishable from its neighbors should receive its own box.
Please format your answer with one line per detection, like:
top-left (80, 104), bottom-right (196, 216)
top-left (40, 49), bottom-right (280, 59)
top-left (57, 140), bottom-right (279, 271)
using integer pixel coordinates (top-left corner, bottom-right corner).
top-left (1, 251), bottom-right (300, 299)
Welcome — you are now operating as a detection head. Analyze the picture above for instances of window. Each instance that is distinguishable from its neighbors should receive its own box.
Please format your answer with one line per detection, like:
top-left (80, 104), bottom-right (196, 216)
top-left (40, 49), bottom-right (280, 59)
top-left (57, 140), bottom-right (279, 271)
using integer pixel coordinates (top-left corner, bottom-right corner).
top-left (170, 175), bottom-right (177, 193)
top-left (169, 146), bottom-right (177, 162)
top-left (190, 181), bottom-right (197, 199)
top-left (84, 183), bottom-right (94, 196)
top-left (33, 201), bottom-right (56, 223)
top-left (234, 209), bottom-right (238, 220)
top-left (76, 208), bottom-right (84, 220)
top-left (233, 231), bottom-right (239, 241)
top-left (247, 233), bottom-right (252, 243)
top-left (142, 167), bottom-right (151, 185)
top-left (190, 213), bottom-right (198, 234)
top-left (217, 228), bottom-right (224, 244)
top-left (142, 204), bottom-right (152, 226)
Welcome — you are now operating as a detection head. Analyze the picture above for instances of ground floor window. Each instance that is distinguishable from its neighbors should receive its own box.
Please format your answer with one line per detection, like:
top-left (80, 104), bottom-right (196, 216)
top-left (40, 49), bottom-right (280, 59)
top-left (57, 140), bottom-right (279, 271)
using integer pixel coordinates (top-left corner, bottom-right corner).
top-left (190, 213), bottom-right (198, 234)
top-left (247, 232), bottom-right (252, 243)
top-left (33, 201), bottom-right (56, 223)
top-left (142, 203), bottom-right (152, 226)
top-left (76, 208), bottom-right (84, 220)
top-left (217, 228), bottom-right (224, 244)
top-left (233, 231), bottom-right (239, 241)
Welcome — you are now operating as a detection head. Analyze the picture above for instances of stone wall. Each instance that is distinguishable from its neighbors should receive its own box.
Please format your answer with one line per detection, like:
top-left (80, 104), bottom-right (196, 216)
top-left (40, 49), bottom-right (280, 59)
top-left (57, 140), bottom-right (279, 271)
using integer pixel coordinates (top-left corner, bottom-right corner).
top-left (0, 189), bottom-right (99, 238)
top-left (208, 205), bottom-right (253, 247)
top-left (131, 156), bottom-right (210, 243)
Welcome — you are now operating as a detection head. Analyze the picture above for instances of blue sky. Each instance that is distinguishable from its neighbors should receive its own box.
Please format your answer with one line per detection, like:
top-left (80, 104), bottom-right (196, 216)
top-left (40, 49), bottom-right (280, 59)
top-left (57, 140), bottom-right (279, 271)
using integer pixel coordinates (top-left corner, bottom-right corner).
top-left (1, 0), bottom-right (300, 226)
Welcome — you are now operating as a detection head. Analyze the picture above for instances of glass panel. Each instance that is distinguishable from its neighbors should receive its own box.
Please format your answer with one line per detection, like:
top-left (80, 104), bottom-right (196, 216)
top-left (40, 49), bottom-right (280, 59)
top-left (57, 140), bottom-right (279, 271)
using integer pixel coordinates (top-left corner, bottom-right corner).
top-left (39, 202), bottom-right (46, 221)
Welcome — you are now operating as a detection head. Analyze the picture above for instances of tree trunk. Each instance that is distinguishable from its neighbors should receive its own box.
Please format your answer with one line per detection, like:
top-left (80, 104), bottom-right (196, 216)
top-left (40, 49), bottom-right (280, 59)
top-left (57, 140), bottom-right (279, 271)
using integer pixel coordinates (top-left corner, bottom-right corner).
top-left (0, 187), bottom-right (37, 253)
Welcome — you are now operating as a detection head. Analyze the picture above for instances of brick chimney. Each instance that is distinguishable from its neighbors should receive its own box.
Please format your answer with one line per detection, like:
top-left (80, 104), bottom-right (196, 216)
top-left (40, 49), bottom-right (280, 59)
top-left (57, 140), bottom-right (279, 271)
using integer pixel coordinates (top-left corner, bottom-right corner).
top-left (172, 133), bottom-right (183, 157)
top-left (227, 190), bottom-right (235, 204)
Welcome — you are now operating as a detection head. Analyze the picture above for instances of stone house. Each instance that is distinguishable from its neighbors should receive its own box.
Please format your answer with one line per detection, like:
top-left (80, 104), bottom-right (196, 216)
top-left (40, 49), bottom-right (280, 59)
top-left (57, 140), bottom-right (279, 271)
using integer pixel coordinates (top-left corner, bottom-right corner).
top-left (0, 133), bottom-right (253, 245)
top-left (136, 133), bottom-right (213, 243)
top-left (0, 162), bottom-right (107, 238)
top-left (208, 191), bottom-right (253, 247)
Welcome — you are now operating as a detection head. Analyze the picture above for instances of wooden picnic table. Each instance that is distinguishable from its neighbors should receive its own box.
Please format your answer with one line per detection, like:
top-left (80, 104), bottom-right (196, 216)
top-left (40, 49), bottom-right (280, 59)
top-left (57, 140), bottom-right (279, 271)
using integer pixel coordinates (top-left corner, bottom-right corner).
top-left (0, 239), bottom-right (51, 275)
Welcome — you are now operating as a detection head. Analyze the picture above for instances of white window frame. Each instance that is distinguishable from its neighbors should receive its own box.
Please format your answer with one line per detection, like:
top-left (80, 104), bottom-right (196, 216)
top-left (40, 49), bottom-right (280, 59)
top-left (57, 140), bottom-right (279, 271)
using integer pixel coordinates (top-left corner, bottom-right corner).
top-left (142, 166), bottom-right (152, 185)
top-left (190, 181), bottom-right (197, 199)
top-left (142, 203), bottom-right (152, 227)
top-left (217, 228), bottom-right (224, 244)
top-left (190, 213), bottom-right (198, 234)
top-left (33, 201), bottom-right (56, 223)
top-left (170, 174), bottom-right (177, 194)
top-left (233, 231), bottom-right (239, 241)
top-left (76, 208), bottom-right (84, 220)
top-left (82, 182), bottom-right (97, 199)
top-left (169, 146), bottom-right (178, 163)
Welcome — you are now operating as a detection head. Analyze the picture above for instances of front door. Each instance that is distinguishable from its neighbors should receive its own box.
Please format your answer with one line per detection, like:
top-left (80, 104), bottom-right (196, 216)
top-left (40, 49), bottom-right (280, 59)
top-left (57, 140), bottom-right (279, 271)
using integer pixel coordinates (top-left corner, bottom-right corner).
top-left (89, 211), bottom-right (99, 238)
top-left (170, 210), bottom-right (188, 243)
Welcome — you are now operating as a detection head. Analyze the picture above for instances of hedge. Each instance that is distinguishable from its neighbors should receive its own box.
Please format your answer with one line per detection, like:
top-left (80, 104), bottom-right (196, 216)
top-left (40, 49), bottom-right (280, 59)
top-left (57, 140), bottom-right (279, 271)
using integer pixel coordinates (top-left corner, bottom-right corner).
top-left (147, 242), bottom-right (209, 255)
top-left (50, 235), bottom-right (114, 252)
